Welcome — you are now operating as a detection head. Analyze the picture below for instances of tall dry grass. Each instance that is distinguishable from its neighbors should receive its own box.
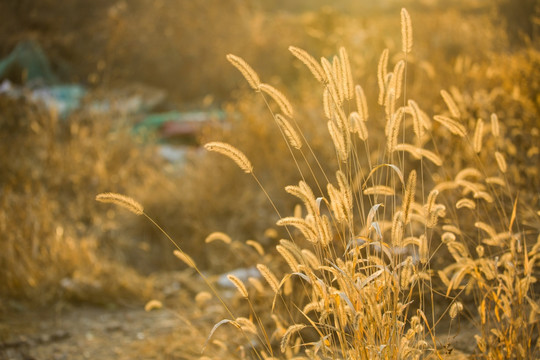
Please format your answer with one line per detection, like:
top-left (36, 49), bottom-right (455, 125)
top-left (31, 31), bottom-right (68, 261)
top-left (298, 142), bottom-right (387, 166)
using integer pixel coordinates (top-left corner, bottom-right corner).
top-left (97, 6), bottom-right (539, 359)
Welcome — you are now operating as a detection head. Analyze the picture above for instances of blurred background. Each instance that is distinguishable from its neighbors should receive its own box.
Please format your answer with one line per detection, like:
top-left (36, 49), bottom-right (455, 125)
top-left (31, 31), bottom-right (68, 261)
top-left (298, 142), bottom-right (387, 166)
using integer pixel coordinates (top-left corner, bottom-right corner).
top-left (0, 0), bottom-right (538, 358)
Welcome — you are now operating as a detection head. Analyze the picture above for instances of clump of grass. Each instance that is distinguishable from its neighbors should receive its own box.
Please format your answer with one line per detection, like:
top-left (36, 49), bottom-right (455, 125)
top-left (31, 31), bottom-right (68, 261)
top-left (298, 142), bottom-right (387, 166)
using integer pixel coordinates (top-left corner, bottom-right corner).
top-left (97, 6), bottom-right (539, 359)
top-left (199, 7), bottom-right (539, 359)
top-left (193, 9), bottom-right (441, 358)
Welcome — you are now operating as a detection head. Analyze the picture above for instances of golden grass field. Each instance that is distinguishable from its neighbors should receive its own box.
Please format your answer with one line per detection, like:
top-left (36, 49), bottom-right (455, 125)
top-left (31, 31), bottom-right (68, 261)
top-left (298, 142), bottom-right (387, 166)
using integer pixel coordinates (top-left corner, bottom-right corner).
top-left (1, 0), bottom-right (539, 359)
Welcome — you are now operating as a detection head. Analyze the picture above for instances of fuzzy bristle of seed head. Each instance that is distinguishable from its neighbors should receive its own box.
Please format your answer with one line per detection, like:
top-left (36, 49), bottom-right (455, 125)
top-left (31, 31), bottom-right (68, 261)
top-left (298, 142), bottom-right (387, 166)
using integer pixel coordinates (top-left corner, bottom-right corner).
top-left (96, 192), bottom-right (144, 215)
top-left (205, 231), bottom-right (232, 244)
top-left (289, 46), bottom-right (326, 83)
top-left (401, 8), bottom-right (413, 53)
top-left (204, 142), bottom-right (253, 174)
top-left (227, 274), bottom-right (249, 298)
top-left (256, 264), bottom-right (280, 293)
top-left (226, 54), bottom-right (261, 90)
top-left (259, 83), bottom-right (294, 118)
top-left (173, 250), bottom-right (196, 268)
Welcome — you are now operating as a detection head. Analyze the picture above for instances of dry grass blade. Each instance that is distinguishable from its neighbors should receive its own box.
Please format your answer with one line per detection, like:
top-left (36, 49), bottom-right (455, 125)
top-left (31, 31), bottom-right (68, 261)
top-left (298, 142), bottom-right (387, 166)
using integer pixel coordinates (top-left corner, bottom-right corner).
top-left (226, 54), bottom-right (260, 90)
top-left (204, 319), bottom-right (238, 351)
top-left (204, 141), bottom-right (253, 173)
top-left (363, 163), bottom-right (405, 189)
top-left (367, 203), bottom-right (384, 229)
top-left (96, 193), bottom-right (143, 215)
top-left (508, 195), bottom-right (518, 233)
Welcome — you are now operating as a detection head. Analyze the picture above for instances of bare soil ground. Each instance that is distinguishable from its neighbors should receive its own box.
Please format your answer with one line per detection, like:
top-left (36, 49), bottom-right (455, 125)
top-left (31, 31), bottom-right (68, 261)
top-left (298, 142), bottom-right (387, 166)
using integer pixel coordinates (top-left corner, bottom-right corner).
top-left (1, 271), bottom-right (478, 360)
top-left (2, 305), bottom-right (184, 360)
top-left (1, 301), bottom-right (476, 360)
top-left (1, 271), bottom-right (226, 360)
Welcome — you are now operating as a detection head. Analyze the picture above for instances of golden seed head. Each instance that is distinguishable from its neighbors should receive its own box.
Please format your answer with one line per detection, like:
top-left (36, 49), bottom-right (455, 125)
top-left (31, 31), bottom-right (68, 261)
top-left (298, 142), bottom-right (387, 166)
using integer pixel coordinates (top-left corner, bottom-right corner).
top-left (204, 141), bottom-right (253, 174)
top-left (227, 274), bottom-right (249, 298)
top-left (144, 299), bottom-right (163, 312)
top-left (401, 8), bottom-right (413, 53)
top-left (449, 301), bottom-right (463, 319)
top-left (96, 192), bottom-right (143, 215)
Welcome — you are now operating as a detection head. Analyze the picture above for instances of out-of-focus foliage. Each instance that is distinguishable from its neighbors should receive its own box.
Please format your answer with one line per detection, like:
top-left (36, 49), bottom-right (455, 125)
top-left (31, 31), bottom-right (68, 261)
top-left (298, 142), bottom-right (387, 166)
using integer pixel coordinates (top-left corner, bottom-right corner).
top-left (2, 0), bottom-right (533, 102)
top-left (0, 98), bottom-right (172, 305)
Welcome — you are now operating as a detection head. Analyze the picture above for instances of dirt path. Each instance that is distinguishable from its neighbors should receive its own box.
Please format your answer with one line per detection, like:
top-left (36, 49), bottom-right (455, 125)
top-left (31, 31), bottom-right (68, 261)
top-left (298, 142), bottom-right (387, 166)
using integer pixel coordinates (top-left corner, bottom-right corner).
top-left (1, 304), bottom-right (476, 360)
top-left (0, 271), bottom-right (228, 360)
top-left (1, 305), bottom-right (198, 360)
